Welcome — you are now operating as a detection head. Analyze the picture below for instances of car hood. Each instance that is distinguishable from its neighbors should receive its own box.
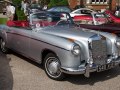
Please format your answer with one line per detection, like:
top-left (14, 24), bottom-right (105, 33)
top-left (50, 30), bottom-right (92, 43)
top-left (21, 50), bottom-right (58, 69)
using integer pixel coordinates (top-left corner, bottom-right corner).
top-left (38, 25), bottom-right (100, 41)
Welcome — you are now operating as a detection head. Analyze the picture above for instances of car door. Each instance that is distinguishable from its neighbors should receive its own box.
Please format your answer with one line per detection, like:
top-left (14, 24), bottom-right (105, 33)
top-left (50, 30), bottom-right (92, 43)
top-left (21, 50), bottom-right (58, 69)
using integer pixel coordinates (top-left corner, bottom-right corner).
top-left (7, 26), bottom-right (32, 57)
top-left (28, 11), bottom-right (49, 62)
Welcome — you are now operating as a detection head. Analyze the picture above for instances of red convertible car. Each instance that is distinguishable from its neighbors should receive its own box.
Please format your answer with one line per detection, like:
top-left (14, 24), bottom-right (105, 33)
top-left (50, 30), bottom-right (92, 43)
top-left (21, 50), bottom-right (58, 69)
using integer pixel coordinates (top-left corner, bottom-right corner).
top-left (105, 10), bottom-right (120, 23)
top-left (73, 12), bottom-right (120, 37)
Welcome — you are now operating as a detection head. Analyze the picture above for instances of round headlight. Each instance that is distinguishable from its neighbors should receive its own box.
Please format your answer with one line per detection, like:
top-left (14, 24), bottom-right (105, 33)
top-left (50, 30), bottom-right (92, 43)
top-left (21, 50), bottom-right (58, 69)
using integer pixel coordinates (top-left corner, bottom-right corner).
top-left (72, 44), bottom-right (81, 55)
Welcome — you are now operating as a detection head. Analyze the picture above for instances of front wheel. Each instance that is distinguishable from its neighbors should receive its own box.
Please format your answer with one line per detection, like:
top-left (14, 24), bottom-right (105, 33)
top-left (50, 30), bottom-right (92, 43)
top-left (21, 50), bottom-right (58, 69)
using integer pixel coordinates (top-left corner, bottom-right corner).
top-left (0, 38), bottom-right (8, 53)
top-left (44, 53), bottom-right (65, 80)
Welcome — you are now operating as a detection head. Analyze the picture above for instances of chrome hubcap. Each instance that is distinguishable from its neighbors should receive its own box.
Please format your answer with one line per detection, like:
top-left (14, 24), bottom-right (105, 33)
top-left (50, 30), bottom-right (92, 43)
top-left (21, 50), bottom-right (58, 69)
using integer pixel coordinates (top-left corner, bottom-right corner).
top-left (48, 61), bottom-right (59, 74)
top-left (46, 57), bottom-right (61, 77)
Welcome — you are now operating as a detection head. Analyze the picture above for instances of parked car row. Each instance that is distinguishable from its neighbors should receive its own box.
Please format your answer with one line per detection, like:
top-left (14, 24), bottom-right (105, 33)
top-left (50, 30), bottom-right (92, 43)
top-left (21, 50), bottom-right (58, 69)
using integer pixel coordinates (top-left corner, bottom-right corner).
top-left (47, 6), bottom-right (120, 25)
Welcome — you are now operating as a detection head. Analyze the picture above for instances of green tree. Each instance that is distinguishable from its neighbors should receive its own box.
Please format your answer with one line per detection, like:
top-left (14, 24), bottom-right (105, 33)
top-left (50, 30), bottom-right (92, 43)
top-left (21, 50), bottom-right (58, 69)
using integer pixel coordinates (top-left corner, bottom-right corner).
top-left (12, 0), bottom-right (26, 20)
top-left (48, 0), bottom-right (68, 8)
top-left (12, 0), bottom-right (21, 7)
top-left (56, 0), bottom-right (68, 6)
top-left (40, 0), bottom-right (50, 5)
top-left (48, 0), bottom-right (57, 7)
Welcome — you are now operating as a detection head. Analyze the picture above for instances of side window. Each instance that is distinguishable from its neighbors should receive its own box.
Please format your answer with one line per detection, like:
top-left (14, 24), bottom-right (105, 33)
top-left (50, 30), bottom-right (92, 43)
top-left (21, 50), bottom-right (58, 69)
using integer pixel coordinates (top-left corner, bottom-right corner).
top-left (52, 7), bottom-right (59, 12)
top-left (32, 13), bottom-right (47, 24)
top-left (81, 19), bottom-right (93, 24)
top-left (81, 10), bottom-right (92, 15)
top-left (86, 10), bottom-right (92, 14)
top-left (75, 19), bottom-right (93, 25)
top-left (74, 10), bottom-right (81, 14)
top-left (57, 7), bottom-right (63, 12)
top-left (32, 13), bottom-right (46, 20)
top-left (64, 8), bottom-right (71, 13)
top-left (81, 10), bottom-right (86, 14)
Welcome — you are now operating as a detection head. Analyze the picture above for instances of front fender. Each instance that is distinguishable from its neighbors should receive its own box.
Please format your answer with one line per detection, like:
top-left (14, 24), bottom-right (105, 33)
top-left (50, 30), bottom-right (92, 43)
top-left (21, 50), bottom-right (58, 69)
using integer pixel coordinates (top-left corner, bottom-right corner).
top-left (34, 31), bottom-right (77, 51)
top-left (0, 25), bottom-right (8, 43)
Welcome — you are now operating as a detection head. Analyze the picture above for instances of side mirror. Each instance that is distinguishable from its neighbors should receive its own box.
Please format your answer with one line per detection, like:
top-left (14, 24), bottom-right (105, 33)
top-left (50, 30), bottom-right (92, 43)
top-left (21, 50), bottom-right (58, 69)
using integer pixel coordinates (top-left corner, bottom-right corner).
top-left (30, 23), bottom-right (41, 29)
top-left (30, 24), bottom-right (35, 29)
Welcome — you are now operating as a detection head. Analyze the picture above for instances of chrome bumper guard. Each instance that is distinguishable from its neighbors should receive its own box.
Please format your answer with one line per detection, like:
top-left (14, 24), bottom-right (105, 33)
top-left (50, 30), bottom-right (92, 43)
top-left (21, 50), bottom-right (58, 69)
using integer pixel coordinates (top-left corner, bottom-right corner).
top-left (60, 58), bottom-right (120, 77)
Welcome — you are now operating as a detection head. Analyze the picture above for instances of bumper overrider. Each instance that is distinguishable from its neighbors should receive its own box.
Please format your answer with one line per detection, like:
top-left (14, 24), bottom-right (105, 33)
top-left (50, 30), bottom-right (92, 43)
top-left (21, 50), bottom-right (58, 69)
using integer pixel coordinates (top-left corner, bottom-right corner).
top-left (60, 57), bottom-right (120, 77)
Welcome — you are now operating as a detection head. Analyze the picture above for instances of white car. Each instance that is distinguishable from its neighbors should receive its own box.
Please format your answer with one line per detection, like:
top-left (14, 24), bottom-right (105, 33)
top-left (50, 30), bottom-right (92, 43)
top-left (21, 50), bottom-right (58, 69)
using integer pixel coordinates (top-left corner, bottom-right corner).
top-left (70, 8), bottom-right (95, 17)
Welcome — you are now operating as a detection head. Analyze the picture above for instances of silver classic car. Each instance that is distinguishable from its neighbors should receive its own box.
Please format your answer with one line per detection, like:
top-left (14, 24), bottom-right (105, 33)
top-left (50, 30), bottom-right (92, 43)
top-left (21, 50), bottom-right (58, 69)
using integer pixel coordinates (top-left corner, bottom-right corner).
top-left (0, 11), bottom-right (120, 80)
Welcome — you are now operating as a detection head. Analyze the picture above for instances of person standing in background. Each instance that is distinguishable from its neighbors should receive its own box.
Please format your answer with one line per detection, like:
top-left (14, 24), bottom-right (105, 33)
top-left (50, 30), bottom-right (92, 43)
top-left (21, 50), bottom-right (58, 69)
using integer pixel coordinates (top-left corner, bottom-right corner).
top-left (23, 1), bottom-right (29, 16)
top-left (6, 2), bottom-right (15, 20)
top-left (21, 0), bottom-right (25, 10)
top-left (115, 6), bottom-right (120, 16)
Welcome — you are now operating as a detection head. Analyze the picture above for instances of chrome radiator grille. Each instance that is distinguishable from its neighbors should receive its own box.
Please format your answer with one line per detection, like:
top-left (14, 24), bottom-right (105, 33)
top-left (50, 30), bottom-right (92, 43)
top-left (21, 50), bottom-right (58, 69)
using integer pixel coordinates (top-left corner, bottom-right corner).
top-left (91, 40), bottom-right (107, 65)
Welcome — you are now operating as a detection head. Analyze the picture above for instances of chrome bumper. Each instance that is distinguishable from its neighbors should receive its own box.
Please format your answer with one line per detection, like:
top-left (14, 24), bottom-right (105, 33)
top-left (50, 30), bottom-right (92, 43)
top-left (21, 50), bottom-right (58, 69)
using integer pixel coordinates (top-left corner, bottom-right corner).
top-left (60, 58), bottom-right (120, 77)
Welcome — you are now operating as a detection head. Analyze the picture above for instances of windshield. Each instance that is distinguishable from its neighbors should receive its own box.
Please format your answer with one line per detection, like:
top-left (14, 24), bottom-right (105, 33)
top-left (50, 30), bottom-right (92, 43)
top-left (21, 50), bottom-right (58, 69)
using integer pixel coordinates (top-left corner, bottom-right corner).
top-left (30, 4), bottom-right (41, 9)
top-left (30, 12), bottom-right (74, 28)
top-left (47, 7), bottom-right (71, 13)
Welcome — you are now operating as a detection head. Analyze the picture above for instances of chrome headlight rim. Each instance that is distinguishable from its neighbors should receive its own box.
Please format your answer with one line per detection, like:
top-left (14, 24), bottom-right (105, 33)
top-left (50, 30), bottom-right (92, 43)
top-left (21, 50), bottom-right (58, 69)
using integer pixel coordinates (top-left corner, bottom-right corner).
top-left (116, 41), bottom-right (120, 47)
top-left (115, 39), bottom-right (120, 57)
top-left (71, 44), bottom-right (81, 56)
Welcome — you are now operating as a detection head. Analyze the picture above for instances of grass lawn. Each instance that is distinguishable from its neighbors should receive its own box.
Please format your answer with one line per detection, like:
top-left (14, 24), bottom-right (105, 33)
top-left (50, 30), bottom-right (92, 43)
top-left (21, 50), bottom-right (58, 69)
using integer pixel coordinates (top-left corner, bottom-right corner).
top-left (0, 18), bottom-right (7, 24)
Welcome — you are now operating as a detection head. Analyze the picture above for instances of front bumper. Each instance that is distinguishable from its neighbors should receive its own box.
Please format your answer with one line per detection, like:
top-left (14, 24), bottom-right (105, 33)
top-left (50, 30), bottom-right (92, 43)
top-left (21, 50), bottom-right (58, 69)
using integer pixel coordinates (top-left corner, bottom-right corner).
top-left (60, 58), bottom-right (120, 77)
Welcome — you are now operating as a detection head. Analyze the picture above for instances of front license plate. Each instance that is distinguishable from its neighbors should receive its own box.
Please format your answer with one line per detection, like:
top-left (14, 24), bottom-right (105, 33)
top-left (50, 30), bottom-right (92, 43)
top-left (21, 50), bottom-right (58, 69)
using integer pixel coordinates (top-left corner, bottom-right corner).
top-left (97, 62), bottom-right (115, 72)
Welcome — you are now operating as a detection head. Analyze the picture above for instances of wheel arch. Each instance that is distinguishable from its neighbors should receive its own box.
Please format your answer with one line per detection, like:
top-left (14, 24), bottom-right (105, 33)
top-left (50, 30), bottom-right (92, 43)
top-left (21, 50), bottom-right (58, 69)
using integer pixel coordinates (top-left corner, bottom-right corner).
top-left (0, 36), bottom-right (2, 39)
top-left (41, 49), bottom-right (57, 64)
top-left (0, 31), bottom-right (8, 43)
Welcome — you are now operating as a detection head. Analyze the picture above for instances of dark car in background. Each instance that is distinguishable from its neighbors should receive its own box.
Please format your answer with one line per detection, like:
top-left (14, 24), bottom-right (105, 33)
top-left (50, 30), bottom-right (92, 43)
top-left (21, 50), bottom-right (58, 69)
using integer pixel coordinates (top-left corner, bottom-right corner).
top-left (28, 4), bottom-right (42, 14)
top-left (47, 6), bottom-right (72, 13)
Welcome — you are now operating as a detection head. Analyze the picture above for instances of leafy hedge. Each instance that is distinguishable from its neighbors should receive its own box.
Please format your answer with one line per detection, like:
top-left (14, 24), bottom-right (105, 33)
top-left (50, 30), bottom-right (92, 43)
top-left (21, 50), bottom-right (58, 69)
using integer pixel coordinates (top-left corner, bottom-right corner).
top-left (16, 9), bottom-right (26, 20)
top-left (12, 0), bottom-right (21, 8)
top-left (56, 0), bottom-right (68, 6)
top-left (12, 0), bottom-right (26, 20)
top-left (48, 0), bottom-right (68, 8)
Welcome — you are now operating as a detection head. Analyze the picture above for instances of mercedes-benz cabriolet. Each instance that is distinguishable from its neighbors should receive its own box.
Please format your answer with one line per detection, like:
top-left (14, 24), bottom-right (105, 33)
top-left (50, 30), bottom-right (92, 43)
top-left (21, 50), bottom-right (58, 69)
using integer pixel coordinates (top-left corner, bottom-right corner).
top-left (0, 11), bottom-right (120, 80)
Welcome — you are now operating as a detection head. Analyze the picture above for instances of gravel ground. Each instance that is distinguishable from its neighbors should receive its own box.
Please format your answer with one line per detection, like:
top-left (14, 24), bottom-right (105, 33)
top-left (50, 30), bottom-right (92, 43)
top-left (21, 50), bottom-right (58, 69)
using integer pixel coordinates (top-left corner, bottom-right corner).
top-left (0, 52), bottom-right (119, 90)
top-left (0, 52), bottom-right (13, 90)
